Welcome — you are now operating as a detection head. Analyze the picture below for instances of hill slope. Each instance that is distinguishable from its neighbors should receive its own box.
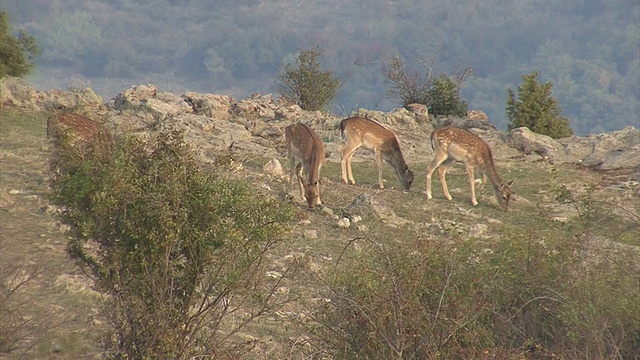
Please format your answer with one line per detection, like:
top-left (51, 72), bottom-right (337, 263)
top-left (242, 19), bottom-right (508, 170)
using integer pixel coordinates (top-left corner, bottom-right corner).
top-left (0, 82), bottom-right (638, 358)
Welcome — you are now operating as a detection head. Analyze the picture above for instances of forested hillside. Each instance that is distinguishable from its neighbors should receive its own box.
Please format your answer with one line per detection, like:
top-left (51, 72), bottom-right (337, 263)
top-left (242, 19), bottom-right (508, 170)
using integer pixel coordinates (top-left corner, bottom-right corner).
top-left (2, 0), bottom-right (638, 134)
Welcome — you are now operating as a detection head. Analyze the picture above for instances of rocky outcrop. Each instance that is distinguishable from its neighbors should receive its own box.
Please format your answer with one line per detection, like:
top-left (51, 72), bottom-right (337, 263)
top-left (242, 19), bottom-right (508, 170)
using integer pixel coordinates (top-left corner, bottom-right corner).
top-left (3, 78), bottom-right (638, 177)
top-left (1, 77), bottom-right (106, 117)
top-left (509, 126), bottom-right (640, 172)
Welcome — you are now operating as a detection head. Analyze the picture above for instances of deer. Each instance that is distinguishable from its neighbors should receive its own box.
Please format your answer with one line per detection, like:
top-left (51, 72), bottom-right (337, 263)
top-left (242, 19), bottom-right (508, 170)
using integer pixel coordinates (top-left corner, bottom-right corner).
top-left (426, 126), bottom-right (514, 210)
top-left (285, 123), bottom-right (325, 209)
top-left (339, 116), bottom-right (414, 190)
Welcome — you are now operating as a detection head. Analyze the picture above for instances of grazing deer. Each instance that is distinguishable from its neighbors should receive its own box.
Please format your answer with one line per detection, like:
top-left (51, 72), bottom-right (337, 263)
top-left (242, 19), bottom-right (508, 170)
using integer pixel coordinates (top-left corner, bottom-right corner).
top-left (339, 117), bottom-right (414, 190)
top-left (285, 123), bottom-right (325, 209)
top-left (426, 126), bottom-right (514, 210)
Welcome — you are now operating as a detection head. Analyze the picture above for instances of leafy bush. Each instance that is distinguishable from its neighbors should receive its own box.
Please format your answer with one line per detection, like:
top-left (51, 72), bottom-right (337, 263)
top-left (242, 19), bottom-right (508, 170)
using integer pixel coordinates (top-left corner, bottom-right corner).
top-left (50, 129), bottom-right (296, 359)
top-left (276, 47), bottom-right (342, 112)
top-left (506, 71), bottom-right (574, 138)
top-left (427, 74), bottom-right (468, 117)
top-left (382, 54), bottom-right (471, 117)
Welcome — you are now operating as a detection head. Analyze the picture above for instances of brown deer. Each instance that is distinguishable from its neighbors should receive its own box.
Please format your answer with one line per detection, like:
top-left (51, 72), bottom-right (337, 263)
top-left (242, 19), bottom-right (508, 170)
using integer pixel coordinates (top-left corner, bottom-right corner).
top-left (426, 126), bottom-right (514, 210)
top-left (339, 117), bottom-right (414, 190)
top-left (285, 123), bottom-right (325, 209)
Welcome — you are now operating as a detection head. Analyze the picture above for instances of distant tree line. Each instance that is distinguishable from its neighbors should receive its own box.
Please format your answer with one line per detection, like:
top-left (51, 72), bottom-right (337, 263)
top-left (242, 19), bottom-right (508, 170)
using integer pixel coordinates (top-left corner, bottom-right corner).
top-left (1, 0), bottom-right (638, 134)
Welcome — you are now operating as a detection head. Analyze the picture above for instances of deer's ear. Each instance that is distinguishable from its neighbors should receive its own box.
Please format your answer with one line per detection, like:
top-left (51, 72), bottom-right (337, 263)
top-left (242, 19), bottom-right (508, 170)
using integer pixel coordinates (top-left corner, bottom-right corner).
top-left (507, 179), bottom-right (515, 186)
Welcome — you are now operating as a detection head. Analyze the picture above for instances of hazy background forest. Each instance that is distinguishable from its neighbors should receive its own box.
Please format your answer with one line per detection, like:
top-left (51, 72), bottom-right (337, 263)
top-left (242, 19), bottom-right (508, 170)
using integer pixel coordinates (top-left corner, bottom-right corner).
top-left (1, 0), bottom-right (638, 135)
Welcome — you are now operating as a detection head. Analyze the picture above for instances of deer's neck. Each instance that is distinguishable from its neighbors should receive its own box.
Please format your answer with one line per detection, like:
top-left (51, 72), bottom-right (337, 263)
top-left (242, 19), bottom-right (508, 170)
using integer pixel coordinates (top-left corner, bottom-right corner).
top-left (482, 160), bottom-right (503, 188)
top-left (306, 149), bottom-right (323, 182)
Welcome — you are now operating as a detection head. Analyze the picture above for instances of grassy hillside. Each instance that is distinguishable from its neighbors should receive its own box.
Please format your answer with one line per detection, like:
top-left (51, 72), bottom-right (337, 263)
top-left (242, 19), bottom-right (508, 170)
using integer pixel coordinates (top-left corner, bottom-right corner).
top-left (1, 108), bottom-right (639, 359)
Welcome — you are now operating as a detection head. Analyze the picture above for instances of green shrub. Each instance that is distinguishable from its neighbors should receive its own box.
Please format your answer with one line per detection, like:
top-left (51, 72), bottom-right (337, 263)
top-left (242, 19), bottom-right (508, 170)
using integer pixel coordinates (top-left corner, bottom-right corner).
top-left (276, 47), bottom-right (342, 112)
top-left (427, 74), bottom-right (468, 117)
top-left (506, 71), bottom-right (574, 138)
top-left (50, 130), bottom-right (296, 359)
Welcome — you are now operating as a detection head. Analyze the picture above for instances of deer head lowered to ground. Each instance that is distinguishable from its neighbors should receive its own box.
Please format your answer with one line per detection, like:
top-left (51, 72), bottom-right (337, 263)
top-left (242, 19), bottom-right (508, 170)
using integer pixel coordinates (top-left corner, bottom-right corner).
top-left (285, 123), bottom-right (325, 209)
top-left (426, 125), bottom-right (514, 210)
top-left (339, 116), bottom-right (414, 190)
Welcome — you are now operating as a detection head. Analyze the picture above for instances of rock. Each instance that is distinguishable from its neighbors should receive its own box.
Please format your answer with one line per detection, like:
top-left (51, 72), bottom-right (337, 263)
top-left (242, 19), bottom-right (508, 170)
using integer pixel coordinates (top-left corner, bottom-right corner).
top-left (436, 116), bottom-right (497, 131)
top-left (467, 110), bottom-right (489, 121)
top-left (0, 77), bottom-right (40, 109)
top-left (344, 193), bottom-right (409, 227)
top-left (263, 158), bottom-right (285, 177)
top-left (39, 87), bottom-right (107, 116)
top-left (111, 84), bottom-right (158, 110)
top-left (337, 217), bottom-right (351, 228)
top-left (304, 230), bottom-right (318, 238)
top-left (509, 127), bottom-right (572, 162)
top-left (183, 92), bottom-right (235, 119)
top-left (577, 126), bottom-right (640, 170)
top-left (320, 207), bottom-right (334, 216)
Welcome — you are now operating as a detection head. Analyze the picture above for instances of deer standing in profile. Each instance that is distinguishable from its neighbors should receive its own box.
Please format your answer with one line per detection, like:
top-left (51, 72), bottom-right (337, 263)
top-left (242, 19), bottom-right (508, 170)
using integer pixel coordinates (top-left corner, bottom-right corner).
top-left (339, 117), bottom-right (414, 190)
top-left (426, 126), bottom-right (514, 210)
top-left (285, 123), bottom-right (325, 209)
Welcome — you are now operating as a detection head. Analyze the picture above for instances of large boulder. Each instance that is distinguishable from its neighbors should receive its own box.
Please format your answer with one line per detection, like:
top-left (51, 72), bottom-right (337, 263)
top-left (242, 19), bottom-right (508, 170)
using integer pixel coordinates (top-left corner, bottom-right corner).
top-left (508, 127), bottom-right (571, 162)
top-left (570, 126), bottom-right (640, 170)
top-left (110, 84), bottom-right (158, 110)
top-left (0, 77), bottom-right (39, 109)
top-left (183, 92), bottom-right (235, 119)
top-left (39, 87), bottom-right (107, 117)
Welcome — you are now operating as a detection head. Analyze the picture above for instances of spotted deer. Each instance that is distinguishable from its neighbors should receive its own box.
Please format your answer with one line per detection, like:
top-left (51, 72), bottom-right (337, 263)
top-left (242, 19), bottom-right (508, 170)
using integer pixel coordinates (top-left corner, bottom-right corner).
top-left (285, 123), bottom-right (325, 209)
top-left (339, 117), bottom-right (414, 190)
top-left (426, 126), bottom-right (513, 210)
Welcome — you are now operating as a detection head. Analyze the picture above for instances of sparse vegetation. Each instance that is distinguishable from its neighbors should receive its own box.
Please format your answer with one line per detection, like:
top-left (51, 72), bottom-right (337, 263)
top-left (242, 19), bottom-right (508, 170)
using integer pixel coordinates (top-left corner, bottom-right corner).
top-left (382, 54), bottom-right (471, 117)
top-left (276, 47), bottom-right (342, 112)
top-left (309, 209), bottom-right (639, 359)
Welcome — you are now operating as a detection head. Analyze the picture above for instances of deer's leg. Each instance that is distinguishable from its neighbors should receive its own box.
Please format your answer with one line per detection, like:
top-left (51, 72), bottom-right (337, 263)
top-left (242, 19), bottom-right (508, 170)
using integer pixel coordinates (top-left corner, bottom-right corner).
top-left (438, 164), bottom-right (453, 201)
top-left (316, 163), bottom-right (322, 205)
top-left (289, 155), bottom-right (296, 186)
top-left (375, 149), bottom-right (384, 189)
top-left (426, 153), bottom-right (448, 199)
top-left (296, 163), bottom-right (306, 200)
top-left (466, 164), bottom-right (478, 206)
top-left (341, 143), bottom-right (359, 185)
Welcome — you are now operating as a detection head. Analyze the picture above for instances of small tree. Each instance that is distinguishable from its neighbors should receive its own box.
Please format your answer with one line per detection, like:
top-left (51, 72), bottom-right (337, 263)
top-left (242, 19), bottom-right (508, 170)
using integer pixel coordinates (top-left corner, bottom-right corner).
top-left (0, 10), bottom-right (38, 79)
top-left (276, 47), bottom-right (342, 112)
top-left (506, 71), bottom-right (573, 138)
top-left (50, 129), bottom-right (296, 359)
top-left (382, 53), bottom-right (471, 117)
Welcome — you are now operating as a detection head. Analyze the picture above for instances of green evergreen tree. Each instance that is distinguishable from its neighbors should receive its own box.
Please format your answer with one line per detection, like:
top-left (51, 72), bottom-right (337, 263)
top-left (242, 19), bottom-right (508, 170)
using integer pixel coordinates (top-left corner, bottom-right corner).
top-left (506, 72), bottom-right (573, 138)
top-left (0, 10), bottom-right (38, 79)
top-left (276, 47), bottom-right (342, 112)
